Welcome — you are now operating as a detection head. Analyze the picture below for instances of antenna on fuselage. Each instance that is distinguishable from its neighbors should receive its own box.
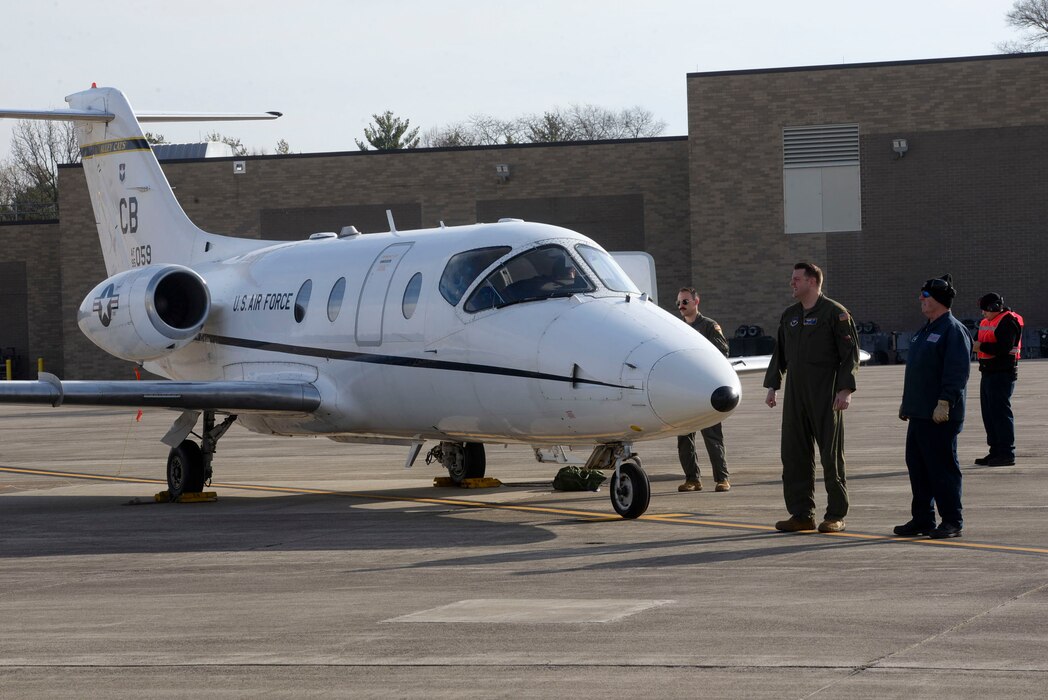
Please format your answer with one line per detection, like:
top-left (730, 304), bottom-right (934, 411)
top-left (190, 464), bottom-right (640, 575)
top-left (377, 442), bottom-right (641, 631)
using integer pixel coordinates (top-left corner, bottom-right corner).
top-left (386, 209), bottom-right (398, 236)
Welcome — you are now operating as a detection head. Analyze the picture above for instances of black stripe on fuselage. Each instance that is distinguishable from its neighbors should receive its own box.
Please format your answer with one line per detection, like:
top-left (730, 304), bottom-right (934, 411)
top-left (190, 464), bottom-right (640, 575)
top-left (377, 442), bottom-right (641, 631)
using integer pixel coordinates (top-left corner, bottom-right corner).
top-left (200, 334), bottom-right (633, 390)
top-left (80, 138), bottom-right (151, 159)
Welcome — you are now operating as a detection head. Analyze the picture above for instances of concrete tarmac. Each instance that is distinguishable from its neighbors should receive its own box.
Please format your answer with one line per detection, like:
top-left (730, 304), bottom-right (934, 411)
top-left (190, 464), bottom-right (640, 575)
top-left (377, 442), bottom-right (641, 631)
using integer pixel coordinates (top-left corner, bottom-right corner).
top-left (1, 362), bottom-right (1047, 698)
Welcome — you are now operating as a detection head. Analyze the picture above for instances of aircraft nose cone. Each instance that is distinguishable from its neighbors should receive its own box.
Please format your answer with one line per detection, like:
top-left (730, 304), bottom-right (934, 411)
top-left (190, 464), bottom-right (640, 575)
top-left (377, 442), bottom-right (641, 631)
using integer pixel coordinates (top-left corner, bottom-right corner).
top-left (711, 385), bottom-right (740, 413)
top-left (647, 349), bottom-right (740, 429)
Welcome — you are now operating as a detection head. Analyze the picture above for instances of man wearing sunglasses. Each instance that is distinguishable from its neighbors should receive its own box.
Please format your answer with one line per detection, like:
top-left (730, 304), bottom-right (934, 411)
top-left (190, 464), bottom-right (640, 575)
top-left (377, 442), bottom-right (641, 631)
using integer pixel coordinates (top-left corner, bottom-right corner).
top-left (675, 287), bottom-right (731, 493)
top-left (764, 262), bottom-right (859, 534)
top-left (897, 274), bottom-right (971, 539)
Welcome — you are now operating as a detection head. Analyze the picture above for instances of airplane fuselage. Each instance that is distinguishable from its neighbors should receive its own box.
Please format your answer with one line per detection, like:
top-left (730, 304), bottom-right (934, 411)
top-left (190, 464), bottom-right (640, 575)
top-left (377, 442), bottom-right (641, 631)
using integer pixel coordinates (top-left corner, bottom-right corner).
top-left (146, 221), bottom-right (740, 445)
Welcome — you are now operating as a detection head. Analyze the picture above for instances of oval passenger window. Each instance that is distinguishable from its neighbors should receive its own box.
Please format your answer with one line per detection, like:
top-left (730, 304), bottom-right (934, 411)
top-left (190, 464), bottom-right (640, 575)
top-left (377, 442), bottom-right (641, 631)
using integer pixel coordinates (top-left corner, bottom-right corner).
top-left (295, 279), bottom-right (312, 323)
top-left (403, 272), bottom-right (422, 319)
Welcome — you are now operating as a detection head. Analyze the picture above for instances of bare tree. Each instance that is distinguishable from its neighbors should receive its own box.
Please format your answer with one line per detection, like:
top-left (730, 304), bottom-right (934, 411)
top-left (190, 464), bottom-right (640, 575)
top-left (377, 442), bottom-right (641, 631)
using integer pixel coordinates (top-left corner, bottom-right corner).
top-left (998, 0), bottom-right (1048, 52)
top-left (423, 105), bottom-right (666, 147)
top-left (275, 139), bottom-right (291, 154)
top-left (423, 115), bottom-right (520, 147)
top-left (0, 120), bottom-right (80, 220)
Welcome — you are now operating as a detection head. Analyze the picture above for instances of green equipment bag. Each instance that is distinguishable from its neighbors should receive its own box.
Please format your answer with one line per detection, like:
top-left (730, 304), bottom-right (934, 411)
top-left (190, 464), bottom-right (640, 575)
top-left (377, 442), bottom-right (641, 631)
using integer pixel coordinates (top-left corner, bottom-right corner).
top-left (552, 466), bottom-right (606, 491)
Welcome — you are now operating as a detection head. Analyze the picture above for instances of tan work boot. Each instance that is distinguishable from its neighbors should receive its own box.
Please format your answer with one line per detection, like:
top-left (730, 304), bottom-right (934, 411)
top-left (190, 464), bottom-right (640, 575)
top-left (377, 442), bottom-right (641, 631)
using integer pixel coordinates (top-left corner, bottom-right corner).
top-left (774, 515), bottom-right (817, 532)
top-left (677, 480), bottom-right (702, 492)
top-left (818, 519), bottom-right (846, 533)
top-left (715, 481), bottom-right (731, 492)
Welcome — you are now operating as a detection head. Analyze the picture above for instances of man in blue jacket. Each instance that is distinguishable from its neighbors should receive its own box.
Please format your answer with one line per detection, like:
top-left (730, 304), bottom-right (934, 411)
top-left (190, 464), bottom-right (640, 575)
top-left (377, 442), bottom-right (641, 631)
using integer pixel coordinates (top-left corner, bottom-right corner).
top-left (896, 274), bottom-right (972, 539)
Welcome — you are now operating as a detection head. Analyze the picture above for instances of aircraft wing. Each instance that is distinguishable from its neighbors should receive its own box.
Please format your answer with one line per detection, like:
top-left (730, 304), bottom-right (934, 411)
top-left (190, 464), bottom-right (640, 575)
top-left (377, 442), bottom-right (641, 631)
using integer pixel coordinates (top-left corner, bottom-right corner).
top-left (0, 373), bottom-right (321, 412)
top-left (731, 350), bottom-right (871, 375)
top-left (729, 355), bottom-right (774, 374)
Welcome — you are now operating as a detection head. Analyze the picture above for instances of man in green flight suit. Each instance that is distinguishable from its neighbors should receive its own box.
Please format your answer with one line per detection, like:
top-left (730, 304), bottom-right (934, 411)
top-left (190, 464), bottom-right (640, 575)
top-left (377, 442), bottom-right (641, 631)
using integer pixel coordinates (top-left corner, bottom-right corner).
top-left (675, 286), bottom-right (731, 493)
top-left (763, 262), bottom-right (859, 533)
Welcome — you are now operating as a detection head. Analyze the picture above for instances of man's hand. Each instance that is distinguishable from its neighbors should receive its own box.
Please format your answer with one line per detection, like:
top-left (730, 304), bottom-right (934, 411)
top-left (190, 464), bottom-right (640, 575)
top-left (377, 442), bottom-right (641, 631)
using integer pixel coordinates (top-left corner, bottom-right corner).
top-left (972, 340), bottom-right (981, 353)
top-left (933, 399), bottom-right (950, 424)
top-left (765, 388), bottom-right (777, 408)
top-left (833, 389), bottom-right (853, 411)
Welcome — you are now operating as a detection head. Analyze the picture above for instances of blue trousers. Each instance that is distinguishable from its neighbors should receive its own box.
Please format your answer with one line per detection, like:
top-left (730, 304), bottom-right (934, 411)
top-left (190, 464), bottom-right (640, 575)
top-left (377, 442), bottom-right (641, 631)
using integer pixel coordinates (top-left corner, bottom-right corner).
top-left (980, 372), bottom-right (1016, 459)
top-left (905, 418), bottom-right (963, 528)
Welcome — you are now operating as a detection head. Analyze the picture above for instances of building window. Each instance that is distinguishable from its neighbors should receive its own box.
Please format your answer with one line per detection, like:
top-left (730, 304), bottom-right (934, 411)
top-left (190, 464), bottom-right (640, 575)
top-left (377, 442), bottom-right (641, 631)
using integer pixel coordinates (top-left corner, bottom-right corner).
top-left (783, 124), bottom-right (860, 233)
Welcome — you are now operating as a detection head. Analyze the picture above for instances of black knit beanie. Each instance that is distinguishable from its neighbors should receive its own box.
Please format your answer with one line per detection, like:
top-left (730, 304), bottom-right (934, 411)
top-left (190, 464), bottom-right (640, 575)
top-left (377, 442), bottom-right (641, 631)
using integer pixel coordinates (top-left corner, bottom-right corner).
top-left (921, 274), bottom-right (956, 308)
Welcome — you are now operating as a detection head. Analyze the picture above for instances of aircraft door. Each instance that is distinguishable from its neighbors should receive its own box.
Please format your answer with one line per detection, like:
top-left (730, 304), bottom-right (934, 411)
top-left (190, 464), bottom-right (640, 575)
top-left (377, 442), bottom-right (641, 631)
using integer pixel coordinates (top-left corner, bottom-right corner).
top-left (355, 242), bottom-right (413, 346)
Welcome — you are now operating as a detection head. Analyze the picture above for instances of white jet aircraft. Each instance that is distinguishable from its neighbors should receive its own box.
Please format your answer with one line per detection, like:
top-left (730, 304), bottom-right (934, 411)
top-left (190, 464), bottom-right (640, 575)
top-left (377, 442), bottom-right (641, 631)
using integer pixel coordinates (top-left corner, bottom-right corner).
top-left (0, 85), bottom-right (744, 519)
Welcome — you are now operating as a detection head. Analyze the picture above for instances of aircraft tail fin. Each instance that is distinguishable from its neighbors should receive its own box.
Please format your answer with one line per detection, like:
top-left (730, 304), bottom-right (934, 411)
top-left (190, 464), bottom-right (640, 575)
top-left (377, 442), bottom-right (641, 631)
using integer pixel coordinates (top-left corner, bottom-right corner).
top-left (0, 86), bottom-right (280, 276)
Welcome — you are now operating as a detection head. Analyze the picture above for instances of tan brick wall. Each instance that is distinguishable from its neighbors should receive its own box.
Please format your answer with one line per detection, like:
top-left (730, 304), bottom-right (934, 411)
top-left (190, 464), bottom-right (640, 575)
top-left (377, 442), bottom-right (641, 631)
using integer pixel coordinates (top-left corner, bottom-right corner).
top-left (688, 53), bottom-right (1048, 337)
top-left (0, 222), bottom-right (64, 376)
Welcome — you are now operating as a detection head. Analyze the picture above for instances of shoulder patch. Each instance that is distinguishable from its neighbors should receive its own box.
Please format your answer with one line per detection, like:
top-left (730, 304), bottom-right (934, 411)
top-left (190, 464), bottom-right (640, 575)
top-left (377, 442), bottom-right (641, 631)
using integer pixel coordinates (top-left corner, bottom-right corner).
top-left (839, 312), bottom-right (850, 321)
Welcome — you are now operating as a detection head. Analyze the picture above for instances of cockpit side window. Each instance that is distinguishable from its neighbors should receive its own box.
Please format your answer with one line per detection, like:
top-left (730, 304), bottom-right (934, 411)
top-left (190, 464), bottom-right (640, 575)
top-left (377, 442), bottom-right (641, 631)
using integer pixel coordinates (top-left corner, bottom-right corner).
top-left (464, 244), bottom-right (595, 313)
top-left (439, 246), bottom-right (511, 306)
top-left (575, 244), bottom-right (640, 294)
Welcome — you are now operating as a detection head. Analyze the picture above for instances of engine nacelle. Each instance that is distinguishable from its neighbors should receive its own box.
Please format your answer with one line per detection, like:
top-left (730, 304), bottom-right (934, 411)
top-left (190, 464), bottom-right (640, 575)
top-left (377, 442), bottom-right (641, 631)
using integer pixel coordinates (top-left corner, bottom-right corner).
top-left (77, 265), bottom-right (211, 362)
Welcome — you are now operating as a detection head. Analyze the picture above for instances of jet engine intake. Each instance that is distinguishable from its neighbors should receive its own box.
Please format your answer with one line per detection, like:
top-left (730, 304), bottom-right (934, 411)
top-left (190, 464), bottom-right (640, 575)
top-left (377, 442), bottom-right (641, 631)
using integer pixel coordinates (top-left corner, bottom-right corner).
top-left (77, 264), bottom-right (211, 361)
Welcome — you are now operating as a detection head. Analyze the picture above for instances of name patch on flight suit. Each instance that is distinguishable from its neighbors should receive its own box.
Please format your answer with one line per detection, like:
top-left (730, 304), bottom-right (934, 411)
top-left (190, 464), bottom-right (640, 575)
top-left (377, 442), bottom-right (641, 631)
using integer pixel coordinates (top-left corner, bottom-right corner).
top-left (927, 333), bottom-right (941, 342)
top-left (804, 317), bottom-right (818, 326)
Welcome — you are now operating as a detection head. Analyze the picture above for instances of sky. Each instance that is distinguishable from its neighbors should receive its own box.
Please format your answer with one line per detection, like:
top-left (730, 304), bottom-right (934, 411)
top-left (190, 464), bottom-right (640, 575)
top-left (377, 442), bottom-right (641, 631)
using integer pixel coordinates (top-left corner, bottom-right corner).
top-left (0, 0), bottom-right (1023, 160)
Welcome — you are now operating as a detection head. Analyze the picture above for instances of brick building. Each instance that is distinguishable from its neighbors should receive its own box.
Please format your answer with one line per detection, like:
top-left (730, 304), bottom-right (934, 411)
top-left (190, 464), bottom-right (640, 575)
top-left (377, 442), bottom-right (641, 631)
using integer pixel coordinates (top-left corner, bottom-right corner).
top-left (1, 51), bottom-right (1046, 379)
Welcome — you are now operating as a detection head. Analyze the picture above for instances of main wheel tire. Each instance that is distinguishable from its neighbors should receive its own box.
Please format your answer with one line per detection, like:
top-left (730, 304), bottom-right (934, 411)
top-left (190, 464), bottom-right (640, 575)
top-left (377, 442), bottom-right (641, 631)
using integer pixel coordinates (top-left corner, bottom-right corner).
top-left (445, 442), bottom-right (487, 483)
top-left (167, 440), bottom-right (206, 497)
top-left (610, 458), bottom-right (650, 519)
top-left (463, 442), bottom-right (486, 479)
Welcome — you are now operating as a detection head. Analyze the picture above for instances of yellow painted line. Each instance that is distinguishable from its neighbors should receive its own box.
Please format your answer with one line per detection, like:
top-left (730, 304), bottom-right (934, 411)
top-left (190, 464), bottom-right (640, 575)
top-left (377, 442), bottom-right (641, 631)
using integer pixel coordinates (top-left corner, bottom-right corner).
top-left (0, 466), bottom-right (167, 485)
top-left (3, 465), bottom-right (1047, 555)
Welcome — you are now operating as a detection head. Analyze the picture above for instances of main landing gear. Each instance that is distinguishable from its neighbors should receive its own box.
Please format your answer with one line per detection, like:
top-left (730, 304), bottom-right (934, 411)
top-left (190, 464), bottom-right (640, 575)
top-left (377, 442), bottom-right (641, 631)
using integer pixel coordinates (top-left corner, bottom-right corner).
top-left (166, 410), bottom-right (237, 498)
top-left (425, 441), bottom-right (486, 483)
top-left (584, 443), bottom-right (650, 519)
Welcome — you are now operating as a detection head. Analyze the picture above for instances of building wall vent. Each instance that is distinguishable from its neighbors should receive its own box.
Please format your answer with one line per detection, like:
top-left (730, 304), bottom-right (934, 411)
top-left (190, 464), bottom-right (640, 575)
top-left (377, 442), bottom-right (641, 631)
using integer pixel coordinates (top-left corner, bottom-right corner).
top-left (783, 124), bottom-right (859, 168)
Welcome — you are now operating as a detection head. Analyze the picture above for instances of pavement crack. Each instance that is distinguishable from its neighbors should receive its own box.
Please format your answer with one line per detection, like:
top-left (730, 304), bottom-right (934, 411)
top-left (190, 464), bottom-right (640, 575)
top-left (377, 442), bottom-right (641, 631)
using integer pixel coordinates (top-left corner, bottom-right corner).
top-left (801, 573), bottom-right (1048, 698)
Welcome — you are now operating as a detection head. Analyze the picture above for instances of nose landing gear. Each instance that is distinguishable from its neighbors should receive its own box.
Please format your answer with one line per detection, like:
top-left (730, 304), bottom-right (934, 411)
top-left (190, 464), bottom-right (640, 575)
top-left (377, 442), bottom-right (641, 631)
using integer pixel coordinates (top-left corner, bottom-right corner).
top-left (584, 443), bottom-right (650, 519)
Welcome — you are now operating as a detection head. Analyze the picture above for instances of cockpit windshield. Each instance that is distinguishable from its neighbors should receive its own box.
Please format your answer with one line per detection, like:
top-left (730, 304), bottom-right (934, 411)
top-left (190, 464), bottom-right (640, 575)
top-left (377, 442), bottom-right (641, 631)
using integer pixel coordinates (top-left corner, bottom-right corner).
top-left (464, 244), bottom-right (596, 313)
top-left (439, 246), bottom-right (512, 305)
top-left (575, 244), bottom-right (640, 294)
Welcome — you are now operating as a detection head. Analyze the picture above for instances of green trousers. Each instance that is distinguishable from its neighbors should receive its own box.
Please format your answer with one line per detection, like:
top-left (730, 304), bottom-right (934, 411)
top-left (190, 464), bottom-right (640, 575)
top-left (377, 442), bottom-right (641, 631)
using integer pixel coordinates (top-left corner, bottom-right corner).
top-left (780, 373), bottom-right (849, 520)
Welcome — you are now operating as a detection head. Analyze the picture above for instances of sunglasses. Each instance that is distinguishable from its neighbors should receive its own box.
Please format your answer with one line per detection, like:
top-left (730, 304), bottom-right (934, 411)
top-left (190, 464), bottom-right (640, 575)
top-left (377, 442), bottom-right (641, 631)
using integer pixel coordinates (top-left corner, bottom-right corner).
top-left (677, 300), bottom-right (690, 307)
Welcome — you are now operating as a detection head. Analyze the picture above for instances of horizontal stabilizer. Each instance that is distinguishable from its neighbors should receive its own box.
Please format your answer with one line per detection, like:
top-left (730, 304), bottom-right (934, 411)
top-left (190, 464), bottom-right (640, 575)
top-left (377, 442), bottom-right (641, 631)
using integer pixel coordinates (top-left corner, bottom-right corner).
top-left (0, 107), bottom-right (113, 122)
top-left (0, 373), bottom-right (320, 412)
top-left (0, 109), bottom-right (280, 123)
top-left (137, 111), bottom-right (282, 122)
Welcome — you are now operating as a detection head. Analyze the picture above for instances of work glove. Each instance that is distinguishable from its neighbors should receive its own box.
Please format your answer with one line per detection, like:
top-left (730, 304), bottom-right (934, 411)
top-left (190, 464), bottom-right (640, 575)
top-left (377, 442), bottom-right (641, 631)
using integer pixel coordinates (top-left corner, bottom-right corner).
top-left (932, 399), bottom-right (950, 424)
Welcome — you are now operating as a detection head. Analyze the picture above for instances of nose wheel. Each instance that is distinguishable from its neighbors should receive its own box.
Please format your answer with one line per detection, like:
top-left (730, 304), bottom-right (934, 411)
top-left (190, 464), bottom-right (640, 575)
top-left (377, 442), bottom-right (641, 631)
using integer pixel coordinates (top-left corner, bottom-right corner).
top-left (584, 444), bottom-right (650, 519)
top-left (610, 457), bottom-right (650, 519)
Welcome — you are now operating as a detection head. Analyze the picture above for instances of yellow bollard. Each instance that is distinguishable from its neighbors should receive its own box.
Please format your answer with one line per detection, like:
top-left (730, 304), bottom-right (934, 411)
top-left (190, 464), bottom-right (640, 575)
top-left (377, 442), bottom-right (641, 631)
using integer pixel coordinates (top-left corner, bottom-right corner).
top-left (4, 358), bottom-right (10, 381)
top-left (38, 357), bottom-right (44, 373)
